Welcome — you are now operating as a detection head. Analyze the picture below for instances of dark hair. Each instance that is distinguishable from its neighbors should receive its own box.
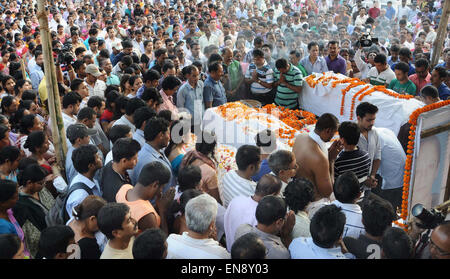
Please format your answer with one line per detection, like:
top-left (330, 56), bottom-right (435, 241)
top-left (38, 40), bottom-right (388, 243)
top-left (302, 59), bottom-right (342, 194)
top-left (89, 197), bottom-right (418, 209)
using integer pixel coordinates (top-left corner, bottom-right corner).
top-left (252, 49), bottom-right (264, 58)
top-left (21, 90), bottom-right (37, 102)
top-left (283, 178), bottom-right (315, 213)
top-left (231, 233), bottom-right (266, 259)
top-left (0, 145), bottom-right (20, 165)
top-left (315, 113), bottom-right (339, 132)
top-left (77, 107), bottom-right (96, 122)
top-left (394, 61), bottom-right (410, 74)
top-left (162, 61), bottom-right (175, 73)
top-left (178, 165), bottom-right (202, 192)
top-left (255, 195), bottom-right (287, 226)
top-left (144, 117), bottom-right (170, 142)
top-left (361, 194), bottom-right (396, 237)
top-left (0, 179), bottom-right (18, 203)
top-left (194, 130), bottom-right (217, 159)
top-left (235, 145), bottom-right (260, 171)
top-left (254, 174), bottom-right (282, 196)
top-left (161, 75), bottom-right (181, 91)
top-left (1, 95), bottom-right (15, 112)
top-left (399, 47), bottom-right (411, 59)
top-left (17, 163), bottom-right (48, 187)
top-left (143, 69), bottom-right (160, 83)
top-left (157, 110), bottom-right (172, 122)
top-left (37, 225), bottom-right (75, 259)
top-left (154, 48), bottom-right (167, 58)
top-left (310, 204), bottom-right (346, 248)
top-left (125, 97), bottom-right (145, 116)
top-left (72, 195), bottom-right (107, 221)
top-left (308, 41), bottom-right (318, 50)
top-left (97, 203), bottom-right (130, 240)
top-left (381, 227), bottom-right (413, 259)
top-left (338, 121), bottom-right (360, 145)
top-left (333, 172), bottom-right (361, 203)
top-left (420, 85), bottom-right (439, 98)
top-left (108, 125), bottom-right (131, 144)
top-left (356, 102), bottom-right (378, 119)
top-left (112, 138), bottom-right (141, 163)
top-left (138, 161), bottom-right (171, 186)
top-left (133, 107), bottom-right (156, 130)
top-left (275, 58), bottom-right (289, 70)
top-left (105, 90), bottom-right (120, 111)
top-left (0, 234), bottom-right (22, 259)
top-left (62, 91), bottom-right (82, 109)
top-left (141, 87), bottom-right (163, 105)
top-left (87, 96), bottom-right (103, 110)
top-left (23, 130), bottom-right (46, 153)
top-left (415, 58), bottom-right (429, 69)
top-left (374, 53), bottom-right (387, 64)
top-left (434, 66), bottom-right (448, 79)
top-left (132, 228), bottom-right (167, 259)
top-left (208, 61), bottom-right (222, 73)
top-left (70, 78), bottom-right (85, 91)
top-left (72, 144), bottom-right (99, 174)
top-left (166, 189), bottom-right (202, 234)
top-left (0, 124), bottom-right (8, 141)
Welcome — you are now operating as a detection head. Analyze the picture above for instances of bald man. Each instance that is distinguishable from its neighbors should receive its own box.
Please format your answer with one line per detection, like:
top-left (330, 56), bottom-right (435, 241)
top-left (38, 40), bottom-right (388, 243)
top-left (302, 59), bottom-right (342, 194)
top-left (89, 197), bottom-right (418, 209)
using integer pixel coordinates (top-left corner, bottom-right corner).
top-left (430, 221), bottom-right (450, 259)
top-left (293, 113), bottom-right (342, 217)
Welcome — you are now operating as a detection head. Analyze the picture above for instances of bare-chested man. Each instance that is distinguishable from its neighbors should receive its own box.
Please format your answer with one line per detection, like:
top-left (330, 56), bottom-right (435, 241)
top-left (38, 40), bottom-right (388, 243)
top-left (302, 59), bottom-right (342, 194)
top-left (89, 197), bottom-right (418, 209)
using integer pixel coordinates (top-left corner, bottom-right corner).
top-left (293, 113), bottom-right (342, 215)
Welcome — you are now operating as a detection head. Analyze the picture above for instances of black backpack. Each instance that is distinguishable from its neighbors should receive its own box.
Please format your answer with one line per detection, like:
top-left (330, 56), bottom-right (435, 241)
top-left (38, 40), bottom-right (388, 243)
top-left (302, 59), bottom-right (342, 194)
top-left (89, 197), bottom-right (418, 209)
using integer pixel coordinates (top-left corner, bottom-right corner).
top-left (45, 182), bottom-right (94, 227)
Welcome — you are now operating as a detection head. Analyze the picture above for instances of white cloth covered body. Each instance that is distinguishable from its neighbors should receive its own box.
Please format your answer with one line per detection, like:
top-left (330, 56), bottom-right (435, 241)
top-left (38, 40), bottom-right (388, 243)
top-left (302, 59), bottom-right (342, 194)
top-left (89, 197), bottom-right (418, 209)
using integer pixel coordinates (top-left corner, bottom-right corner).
top-left (301, 73), bottom-right (424, 135)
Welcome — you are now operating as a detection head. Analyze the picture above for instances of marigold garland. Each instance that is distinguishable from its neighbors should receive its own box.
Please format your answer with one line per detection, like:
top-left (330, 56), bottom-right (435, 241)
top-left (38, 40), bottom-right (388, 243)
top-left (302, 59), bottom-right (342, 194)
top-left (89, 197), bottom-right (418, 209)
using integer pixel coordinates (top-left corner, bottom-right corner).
top-left (394, 100), bottom-right (450, 230)
top-left (349, 85), bottom-right (371, 120)
top-left (216, 102), bottom-right (317, 147)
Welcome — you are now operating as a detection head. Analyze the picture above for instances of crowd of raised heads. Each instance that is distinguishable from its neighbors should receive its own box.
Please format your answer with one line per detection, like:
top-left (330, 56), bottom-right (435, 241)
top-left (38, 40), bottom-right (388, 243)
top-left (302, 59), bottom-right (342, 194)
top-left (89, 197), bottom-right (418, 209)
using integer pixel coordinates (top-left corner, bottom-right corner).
top-left (0, 0), bottom-right (449, 260)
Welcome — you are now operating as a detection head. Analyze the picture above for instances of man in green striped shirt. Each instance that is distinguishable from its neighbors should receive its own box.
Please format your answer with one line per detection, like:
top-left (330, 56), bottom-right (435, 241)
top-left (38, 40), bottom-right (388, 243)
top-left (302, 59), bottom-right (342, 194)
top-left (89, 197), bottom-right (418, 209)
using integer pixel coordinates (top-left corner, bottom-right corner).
top-left (273, 58), bottom-right (304, 109)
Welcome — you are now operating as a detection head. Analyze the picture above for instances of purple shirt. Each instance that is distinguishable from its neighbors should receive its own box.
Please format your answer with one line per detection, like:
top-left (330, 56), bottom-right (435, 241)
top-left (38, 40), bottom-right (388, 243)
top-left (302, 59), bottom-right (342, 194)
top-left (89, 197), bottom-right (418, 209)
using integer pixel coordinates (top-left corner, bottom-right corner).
top-left (325, 55), bottom-right (347, 75)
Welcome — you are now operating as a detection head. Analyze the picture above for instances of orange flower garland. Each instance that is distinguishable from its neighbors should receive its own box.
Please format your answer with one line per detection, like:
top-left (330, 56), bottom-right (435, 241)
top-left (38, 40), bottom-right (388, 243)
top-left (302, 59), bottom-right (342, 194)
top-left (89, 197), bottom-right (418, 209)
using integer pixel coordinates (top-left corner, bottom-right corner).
top-left (331, 77), bottom-right (360, 88)
top-left (340, 81), bottom-right (367, 116)
top-left (349, 85), bottom-right (371, 120)
top-left (394, 100), bottom-right (450, 230)
top-left (216, 102), bottom-right (317, 147)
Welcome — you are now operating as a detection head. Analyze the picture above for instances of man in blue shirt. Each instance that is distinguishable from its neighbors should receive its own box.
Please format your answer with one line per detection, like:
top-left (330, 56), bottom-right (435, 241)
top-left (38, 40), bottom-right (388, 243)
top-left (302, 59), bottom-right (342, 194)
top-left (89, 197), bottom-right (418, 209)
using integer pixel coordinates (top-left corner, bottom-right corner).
top-left (385, 1), bottom-right (396, 21)
top-left (203, 61), bottom-right (227, 108)
top-left (430, 67), bottom-right (450, 100)
top-left (390, 47), bottom-right (415, 76)
top-left (130, 117), bottom-right (175, 193)
top-left (65, 144), bottom-right (103, 221)
top-left (177, 65), bottom-right (204, 127)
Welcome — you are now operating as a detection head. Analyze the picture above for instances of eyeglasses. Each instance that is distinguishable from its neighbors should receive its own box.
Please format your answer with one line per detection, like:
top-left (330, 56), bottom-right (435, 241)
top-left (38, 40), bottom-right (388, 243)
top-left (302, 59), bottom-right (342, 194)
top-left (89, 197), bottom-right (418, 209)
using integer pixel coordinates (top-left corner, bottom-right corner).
top-left (430, 238), bottom-right (450, 256)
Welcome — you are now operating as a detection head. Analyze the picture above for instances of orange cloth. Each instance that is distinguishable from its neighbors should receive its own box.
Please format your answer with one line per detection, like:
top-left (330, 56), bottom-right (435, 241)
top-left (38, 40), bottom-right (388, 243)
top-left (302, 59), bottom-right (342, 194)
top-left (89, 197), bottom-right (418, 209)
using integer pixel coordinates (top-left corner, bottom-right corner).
top-left (115, 184), bottom-right (161, 228)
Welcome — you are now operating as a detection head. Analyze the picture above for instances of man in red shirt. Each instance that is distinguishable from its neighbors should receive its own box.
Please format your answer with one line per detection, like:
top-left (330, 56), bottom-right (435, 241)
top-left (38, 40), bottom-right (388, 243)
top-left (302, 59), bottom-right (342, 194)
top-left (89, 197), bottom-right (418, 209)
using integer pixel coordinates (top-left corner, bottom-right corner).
top-left (368, 1), bottom-right (381, 19)
top-left (409, 58), bottom-right (431, 95)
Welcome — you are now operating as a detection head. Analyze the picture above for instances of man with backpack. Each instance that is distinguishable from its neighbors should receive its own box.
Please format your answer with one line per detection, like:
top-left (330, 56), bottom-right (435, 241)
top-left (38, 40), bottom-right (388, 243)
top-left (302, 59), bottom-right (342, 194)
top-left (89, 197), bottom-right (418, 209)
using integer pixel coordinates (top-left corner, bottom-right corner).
top-left (64, 144), bottom-right (104, 222)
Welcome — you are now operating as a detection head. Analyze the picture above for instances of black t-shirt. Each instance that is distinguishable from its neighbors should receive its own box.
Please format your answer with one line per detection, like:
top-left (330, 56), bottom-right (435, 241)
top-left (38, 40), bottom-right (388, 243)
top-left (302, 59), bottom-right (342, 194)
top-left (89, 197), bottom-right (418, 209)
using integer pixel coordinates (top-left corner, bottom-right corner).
top-left (99, 161), bottom-right (131, 203)
top-left (78, 237), bottom-right (101, 259)
top-left (343, 234), bottom-right (381, 259)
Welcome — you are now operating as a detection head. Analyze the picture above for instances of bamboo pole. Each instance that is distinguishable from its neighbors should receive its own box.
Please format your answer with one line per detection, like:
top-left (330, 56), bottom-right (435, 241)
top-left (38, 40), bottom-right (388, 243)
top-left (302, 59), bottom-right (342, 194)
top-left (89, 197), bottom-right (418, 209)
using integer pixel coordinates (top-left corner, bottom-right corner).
top-left (36, 0), bottom-right (68, 170)
top-left (20, 58), bottom-right (27, 81)
top-left (431, 0), bottom-right (450, 69)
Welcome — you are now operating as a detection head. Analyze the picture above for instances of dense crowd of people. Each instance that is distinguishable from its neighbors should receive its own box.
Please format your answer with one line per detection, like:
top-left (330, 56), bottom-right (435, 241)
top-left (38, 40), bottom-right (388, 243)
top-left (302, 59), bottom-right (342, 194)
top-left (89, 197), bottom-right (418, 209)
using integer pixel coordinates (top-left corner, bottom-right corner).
top-left (0, 0), bottom-right (449, 260)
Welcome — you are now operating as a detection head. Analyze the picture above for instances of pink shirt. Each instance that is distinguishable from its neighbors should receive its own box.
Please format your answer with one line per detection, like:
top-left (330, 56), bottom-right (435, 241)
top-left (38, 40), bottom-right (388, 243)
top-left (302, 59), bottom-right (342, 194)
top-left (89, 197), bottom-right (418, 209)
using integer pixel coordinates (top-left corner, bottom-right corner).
top-left (158, 89), bottom-right (179, 117)
top-left (409, 73), bottom-right (431, 95)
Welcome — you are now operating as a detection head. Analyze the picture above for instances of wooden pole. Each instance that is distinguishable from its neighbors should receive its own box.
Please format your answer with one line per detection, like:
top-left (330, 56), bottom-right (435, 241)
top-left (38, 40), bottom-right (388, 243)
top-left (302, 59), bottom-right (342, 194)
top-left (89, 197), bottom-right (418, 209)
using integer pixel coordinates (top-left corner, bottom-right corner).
top-left (431, 0), bottom-right (450, 69)
top-left (36, 0), bottom-right (68, 171)
top-left (20, 58), bottom-right (27, 81)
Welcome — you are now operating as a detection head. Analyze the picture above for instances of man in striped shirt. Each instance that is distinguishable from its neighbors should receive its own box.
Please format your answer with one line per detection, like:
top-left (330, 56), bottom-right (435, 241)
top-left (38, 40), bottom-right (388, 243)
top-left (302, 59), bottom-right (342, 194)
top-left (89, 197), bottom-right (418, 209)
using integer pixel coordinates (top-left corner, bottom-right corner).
top-left (273, 58), bottom-right (304, 109)
top-left (245, 49), bottom-right (275, 106)
top-left (221, 145), bottom-right (261, 208)
top-left (334, 121), bottom-right (371, 184)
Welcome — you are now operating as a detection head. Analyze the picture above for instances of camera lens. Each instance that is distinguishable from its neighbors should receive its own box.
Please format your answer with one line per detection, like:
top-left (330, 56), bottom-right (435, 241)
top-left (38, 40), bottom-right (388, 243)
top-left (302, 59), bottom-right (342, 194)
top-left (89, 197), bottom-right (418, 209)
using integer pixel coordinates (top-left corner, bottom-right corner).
top-left (412, 204), bottom-right (424, 217)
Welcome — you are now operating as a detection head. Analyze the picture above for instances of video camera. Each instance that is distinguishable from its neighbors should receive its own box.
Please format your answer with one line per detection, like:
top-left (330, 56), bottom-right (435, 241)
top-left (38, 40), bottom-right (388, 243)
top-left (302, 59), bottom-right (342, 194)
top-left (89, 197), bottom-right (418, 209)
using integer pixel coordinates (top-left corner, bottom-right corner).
top-left (54, 42), bottom-right (75, 66)
top-left (412, 203), bottom-right (446, 230)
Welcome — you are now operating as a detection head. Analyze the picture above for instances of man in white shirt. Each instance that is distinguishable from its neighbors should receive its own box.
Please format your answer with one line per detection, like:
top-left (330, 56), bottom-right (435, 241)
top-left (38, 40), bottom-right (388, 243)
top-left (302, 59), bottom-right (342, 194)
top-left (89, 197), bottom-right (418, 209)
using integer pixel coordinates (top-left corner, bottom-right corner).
top-left (105, 27), bottom-right (122, 54)
top-left (356, 102), bottom-right (382, 194)
top-left (198, 24), bottom-right (220, 53)
top-left (374, 127), bottom-right (406, 211)
top-left (234, 195), bottom-right (294, 259)
top-left (331, 172), bottom-right (365, 239)
top-left (417, 18), bottom-right (437, 45)
top-left (224, 174), bottom-right (282, 252)
top-left (396, 0), bottom-right (411, 22)
top-left (221, 145), bottom-right (261, 208)
top-left (84, 64), bottom-right (107, 99)
top-left (289, 204), bottom-right (354, 259)
top-left (49, 91), bottom-right (81, 135)
top-left (365, 53), bottom-right (395, 86)
top-left (166, 194), bottom-right (230, 259)
top-left (112, 98), bottom-right (146, 134)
